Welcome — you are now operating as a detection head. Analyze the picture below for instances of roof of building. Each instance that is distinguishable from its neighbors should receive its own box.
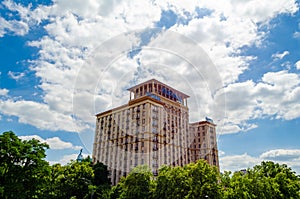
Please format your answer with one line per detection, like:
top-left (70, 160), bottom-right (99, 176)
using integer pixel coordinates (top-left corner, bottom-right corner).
top-left (127, 78), bottom-right (190, 98)
top-left (189, 120), bottom-right (217, 126)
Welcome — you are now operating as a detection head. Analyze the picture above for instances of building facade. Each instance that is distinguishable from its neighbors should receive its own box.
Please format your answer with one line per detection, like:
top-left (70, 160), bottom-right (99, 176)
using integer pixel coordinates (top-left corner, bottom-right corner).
top-left (189, 120), bottom-right (219, 168)
top-left (93, 79), bottom-right (219, 185)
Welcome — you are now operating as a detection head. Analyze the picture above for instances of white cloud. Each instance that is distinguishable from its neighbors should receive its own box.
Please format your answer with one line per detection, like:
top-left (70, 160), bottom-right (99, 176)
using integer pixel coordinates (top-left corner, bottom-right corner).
top-left (171, 0), bottom-right (297, 85)
top-left (220, 153), bottom-right (260, 172)
top-left (19, 135), bottom-right (82, 150)
top-left (0, 16), bottom-right (29, 37)
top-left (256, 71), bottom-right (300, 120)
top-left (220, 149), bottom-right (300, 174)
top-left (219, 150), bottom-right (225, 156)
top-left (295, 60), bottom-right (300, 70)
top-left (293, 31), bottom-right (300, 38)
top-left (49, 152), bottom-right (89, 165)
top-left (260, 149), bottom-right (300, 160)
top-left (272, 51), bottom-right (290, 60)
top-left (8, 71), bottom-right (25, 80)
top-left (0, 99), bottom-right (89, 132)
top-left (0, 88), bottom-right (9, 96)
top-left (0, 0), bottom-right (299, 136)
top-left (0, 0), bottom-right (51, 37)
top-left (215, 70), bottom-right (300, 134)
top-left (201, 0), bottom-right (298, 23)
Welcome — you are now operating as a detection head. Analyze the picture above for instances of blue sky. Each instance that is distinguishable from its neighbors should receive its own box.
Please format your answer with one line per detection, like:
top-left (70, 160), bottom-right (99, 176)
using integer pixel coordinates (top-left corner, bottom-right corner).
top-left (1, 0), bottom-right (300, 172)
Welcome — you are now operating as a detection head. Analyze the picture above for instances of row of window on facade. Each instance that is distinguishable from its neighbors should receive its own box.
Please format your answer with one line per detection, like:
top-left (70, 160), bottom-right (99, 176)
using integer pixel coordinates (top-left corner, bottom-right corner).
top-left (98, 109), bottom-right (188, 130)
top-left (102, 153), bottom-right (186, 169)
top-left (97, 127), bottom-right (190, 143)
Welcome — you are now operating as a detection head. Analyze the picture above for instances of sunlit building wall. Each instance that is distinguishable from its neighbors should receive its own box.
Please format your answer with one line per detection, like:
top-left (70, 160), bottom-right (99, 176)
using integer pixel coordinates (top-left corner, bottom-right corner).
top-left (93, 79), bottom-right (219, 185)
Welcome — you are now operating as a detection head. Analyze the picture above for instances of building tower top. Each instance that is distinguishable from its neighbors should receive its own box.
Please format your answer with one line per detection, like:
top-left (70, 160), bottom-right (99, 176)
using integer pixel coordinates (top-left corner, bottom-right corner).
top-left (127, 79), bottom-right (189, 106)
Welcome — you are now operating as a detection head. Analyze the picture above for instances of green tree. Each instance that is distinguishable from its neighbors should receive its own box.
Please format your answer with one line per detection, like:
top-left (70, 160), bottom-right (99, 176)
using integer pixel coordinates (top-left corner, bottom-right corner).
top-left (110, 165), bottom-right (154, 199)
top-left (185, 160), bottom-right (222, 199)
top-left (153, 160), bottom-right (221, 199)
top-left (153, 165), bottom-right (189, 199)
top-left (93, 162), bottom-right (111, 198)
top-left (221, 161), bottom-right (300, 199)
top-left (45, 161), bottom-right (95, 199)
top-left (0, 131), bottom-right (50, 199)
top-left (254, 161), bottom-right (300, 198)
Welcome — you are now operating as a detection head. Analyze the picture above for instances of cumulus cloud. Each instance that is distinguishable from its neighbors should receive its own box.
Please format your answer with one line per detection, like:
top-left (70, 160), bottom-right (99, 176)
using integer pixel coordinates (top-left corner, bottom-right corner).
top-left (293, 31), bottom-right (300, 38)
top-left (0, 89), bottom-right (9, 96)
top-left (0, 0), bottom-right (299, 136)
top-left (8, 71), bottom-right (25, 80)
top-left (272, 51), bottom-right (289, 60)
top-left (215, 70), bottom-right (300, 134)
top-left (260, 149), bottom-right (300, 160)
top-left (220, 153), bottom-right (260, 172)
top-left (296, 60), bottom-right (300, 70)
top-left (220, 149), bottom-right (300, 174)
top-left (0, 0), bottom-right (51, 37)
top-left (219, 150), bottom-right (225, 156)
top-left (0, 99), bottom-right (89, 132)
top-left (0, 17), bottom-right (28, 37)
top-left (49, 152), bottom-right (89, 165)
top-left (19, 135), bottom-right (82, 150)
top-left (171, 0), bottom-right (297, 85)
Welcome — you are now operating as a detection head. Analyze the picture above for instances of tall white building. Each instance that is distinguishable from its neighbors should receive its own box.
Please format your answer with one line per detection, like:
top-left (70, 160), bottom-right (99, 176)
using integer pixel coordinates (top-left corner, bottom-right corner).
top-left (93, 79), bottom-right (219, 185)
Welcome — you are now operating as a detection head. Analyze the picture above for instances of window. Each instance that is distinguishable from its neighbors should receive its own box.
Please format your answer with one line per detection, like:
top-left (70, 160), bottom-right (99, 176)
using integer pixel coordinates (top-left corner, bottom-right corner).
top-left (152, 120), bottom-right (158, 126)
top-left (152, 127), bottom-right (158, 134)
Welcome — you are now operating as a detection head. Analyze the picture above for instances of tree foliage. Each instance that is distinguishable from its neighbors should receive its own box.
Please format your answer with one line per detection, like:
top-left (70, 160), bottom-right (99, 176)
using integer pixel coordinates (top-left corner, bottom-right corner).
top-left (92, 161), bottom-right (111, 198)
top-left (1, 131), bottom-right (300, 199)
top-left (153, 160), bottom-right (221, 199)
top-left (110, 165), bottom-right (154, 199)
top-left (111, 160), bottom-right (300, 199)
top-left (41, 157), bottom-right (112, 199)
top-left (42, 161), bottom-right (94, 199)
top-left (0, 131), bottom-right (50, 199)
top-left (0, 131), bottom-right (111, 199)
top-left (221, 161), bottom-right (300, 199)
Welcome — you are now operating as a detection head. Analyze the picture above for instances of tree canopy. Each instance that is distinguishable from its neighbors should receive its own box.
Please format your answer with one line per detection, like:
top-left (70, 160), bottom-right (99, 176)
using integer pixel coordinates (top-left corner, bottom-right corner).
top-left (110, 160), bottom-right (300, 199)
top-left (221, 161), bottom-right (300, 199)
top-left (1, 131), bottom-right (300, 199)
top-left (0, 131), bottom-right (50, 198)
top-left (0, 131), bottom-right (111, 199)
